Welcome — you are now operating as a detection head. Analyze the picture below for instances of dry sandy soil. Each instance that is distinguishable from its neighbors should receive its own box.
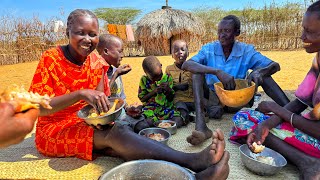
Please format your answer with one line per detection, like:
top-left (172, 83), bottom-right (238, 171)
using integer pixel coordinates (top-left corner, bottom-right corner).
top-left (0, 50), bottom-right (315, 105)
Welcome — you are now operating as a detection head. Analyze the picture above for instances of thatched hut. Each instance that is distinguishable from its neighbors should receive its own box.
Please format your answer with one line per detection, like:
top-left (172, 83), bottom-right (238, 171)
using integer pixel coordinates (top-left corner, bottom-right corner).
top-left (135, 7), bottom-right (205, 56)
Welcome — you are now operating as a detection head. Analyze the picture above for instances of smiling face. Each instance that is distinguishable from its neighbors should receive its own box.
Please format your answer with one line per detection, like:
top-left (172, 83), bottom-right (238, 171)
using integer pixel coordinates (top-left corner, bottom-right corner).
top-left (172, 40), bottom-right (189, 67)
top-left (67, 15), bottom-right (99, 62)
top-left (103, 38), bottom-right (124, 68)
top-left (301, 11), bottom-right (320, 53)
top-left (218, 19), bottom-right (239, 48)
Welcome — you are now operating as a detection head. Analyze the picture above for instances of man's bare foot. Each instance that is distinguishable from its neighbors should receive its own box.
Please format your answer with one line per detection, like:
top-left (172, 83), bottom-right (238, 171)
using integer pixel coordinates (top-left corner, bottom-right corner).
top-left (210, 129), bottom-right (225, 164)
top-left (195, 151), bottom-right (230, 180)
top-left (187, 127), bottom-right (213, 145)
top-left (189, 129), bottom-right (226, 172)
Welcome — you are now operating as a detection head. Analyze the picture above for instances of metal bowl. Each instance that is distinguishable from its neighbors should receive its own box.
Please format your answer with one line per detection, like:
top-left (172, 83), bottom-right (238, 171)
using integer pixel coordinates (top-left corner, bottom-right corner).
top-left (100, 159), bottom-right (195, 180)
top-left (239, 144), bottom-right (287, 176)
top-left (154, 120), bottom-right (177, 135)
top-left (77, 97), bottom-right (125, 126)
top-left (138, 128), bottom-right (171, 145)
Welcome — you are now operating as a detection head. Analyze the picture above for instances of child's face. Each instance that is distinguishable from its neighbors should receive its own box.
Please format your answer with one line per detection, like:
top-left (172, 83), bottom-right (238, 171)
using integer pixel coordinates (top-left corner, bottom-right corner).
top-left (146, 63), bottom-right (163, 82)
top-left (172, 41), bottom-right (188, 66)
top-left (103, 39), bottom-right (124, 68)
top-left (67, 15), bottom-right (99, 61)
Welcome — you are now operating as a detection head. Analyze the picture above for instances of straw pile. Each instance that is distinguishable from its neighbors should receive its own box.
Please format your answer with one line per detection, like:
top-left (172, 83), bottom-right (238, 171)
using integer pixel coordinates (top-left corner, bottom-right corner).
top-left (135, 7), bottom-right (205, 56)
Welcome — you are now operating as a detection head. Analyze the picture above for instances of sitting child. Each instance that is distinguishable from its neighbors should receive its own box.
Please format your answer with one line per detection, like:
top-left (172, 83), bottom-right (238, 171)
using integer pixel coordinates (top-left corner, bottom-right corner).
top-left (96, 34), bottom-right (148, 132)
top-left (138, 56), bottom-right (184, 127)
top-left (98, 34), bottom-right (131, 101)
top-left (166, 40), bottom-right (194, 124)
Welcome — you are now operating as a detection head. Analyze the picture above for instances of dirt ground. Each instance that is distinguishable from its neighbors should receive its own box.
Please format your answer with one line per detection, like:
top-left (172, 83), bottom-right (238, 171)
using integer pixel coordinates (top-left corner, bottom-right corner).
top-left (0, 50), bottom-right (315, 105)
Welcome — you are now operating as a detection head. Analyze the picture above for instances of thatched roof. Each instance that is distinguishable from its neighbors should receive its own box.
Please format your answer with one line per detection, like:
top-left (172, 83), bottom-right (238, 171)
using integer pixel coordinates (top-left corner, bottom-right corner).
top-left (136, 8), bottom-right (205, 39)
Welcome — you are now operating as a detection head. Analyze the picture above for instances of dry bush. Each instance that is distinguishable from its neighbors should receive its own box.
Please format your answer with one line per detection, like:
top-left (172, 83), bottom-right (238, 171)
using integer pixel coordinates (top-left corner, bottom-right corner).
top-left (0, 14), bottom-right (67, 65)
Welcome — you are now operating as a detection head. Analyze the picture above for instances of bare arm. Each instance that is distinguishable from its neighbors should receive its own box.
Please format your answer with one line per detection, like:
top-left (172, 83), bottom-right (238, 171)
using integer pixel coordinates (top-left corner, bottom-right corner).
top-left (257, 62), bottom-right (280, 77)
top-left (108, 71), bottom-right (119, 88)
top-left (109, 64), bottom-right (132, 88)
top-left (182, 60), bottom-right (220, 74)
top-left (259, 99), bottom-right (320, 139)
top-left (39, 90), bottom-right (83, 116)
top-left (248, 62), bottom-right (280, 86)
top-left (182, 60), bottom-right (236, 90)
top-left (247, 99), bottom-right (308, 147)
top-left (41, 72), bottom-right (110, 116)
top-left (259, 99), bottom-right (307, 129)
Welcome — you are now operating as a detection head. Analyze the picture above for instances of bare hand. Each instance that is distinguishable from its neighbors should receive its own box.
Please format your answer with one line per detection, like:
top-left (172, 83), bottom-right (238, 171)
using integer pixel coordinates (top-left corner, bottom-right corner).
top-left (247, 70), bottom-right (263, 88)
top-left (257, 101), bottom-right (277, 113)
top-left (80, 89), bottom-right (110, 113)
top-left (126, 105), bottom-right (142, 118)
top-left (216, 70), bottom-right (236, 90)
top-left (0, 103), bottom-right (39, 148)
top-left (117, 64), bottom-right (132, 76)
top-left (154, 86), bottom-right (164, 94)
top-left (247, 124), bottom-right (269, 152)
top-left (159, 82), bottom-right (173, 95)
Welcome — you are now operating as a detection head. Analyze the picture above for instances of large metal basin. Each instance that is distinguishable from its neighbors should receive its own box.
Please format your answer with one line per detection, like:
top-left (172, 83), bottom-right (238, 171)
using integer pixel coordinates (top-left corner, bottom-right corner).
top-left (100, 160), bottom-right (195, 180)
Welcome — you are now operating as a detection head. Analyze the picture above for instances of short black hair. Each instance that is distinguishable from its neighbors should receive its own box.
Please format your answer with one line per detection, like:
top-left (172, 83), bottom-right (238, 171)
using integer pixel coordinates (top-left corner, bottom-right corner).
top-left (96, 34), bottom-right (122, 54)
top-left (307, 1), bottom-right (320, 19)
top-left (67, 9), bottom-right (98, 30)
top-left (222, 15), bottom-right (241, 31)
top-left (142, 56), bottom-right (160, 75)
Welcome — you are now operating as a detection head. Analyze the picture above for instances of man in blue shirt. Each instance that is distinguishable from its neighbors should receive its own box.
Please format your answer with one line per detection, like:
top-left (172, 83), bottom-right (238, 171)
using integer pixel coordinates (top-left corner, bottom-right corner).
top-left (182, 15), bottom-right (289, 145)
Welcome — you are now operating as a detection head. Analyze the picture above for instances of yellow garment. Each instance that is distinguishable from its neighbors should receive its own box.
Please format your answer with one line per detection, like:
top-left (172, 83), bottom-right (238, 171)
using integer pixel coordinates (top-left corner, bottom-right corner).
top-left (116, 25), bottom-right (127, 41)
top-left (107, 24), bottom-right (117, 35)
top-left (165, 64), bottom-right (194, 103)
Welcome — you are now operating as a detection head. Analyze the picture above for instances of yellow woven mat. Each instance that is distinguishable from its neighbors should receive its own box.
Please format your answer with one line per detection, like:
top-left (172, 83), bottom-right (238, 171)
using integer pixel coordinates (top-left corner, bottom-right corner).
top-left (0, 93), bottom-right (299, 179)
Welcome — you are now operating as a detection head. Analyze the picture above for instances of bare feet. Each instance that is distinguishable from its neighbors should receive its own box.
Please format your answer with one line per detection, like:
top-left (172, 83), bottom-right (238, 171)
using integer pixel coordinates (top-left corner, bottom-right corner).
top-left (187, 128), bottom-right (213, 145)
top-left (195, 151), bottom-right (230, 180)
top-left (190, 129), bottom-right (226, 172)
top-left (187, 112), bottom-right (213, 145)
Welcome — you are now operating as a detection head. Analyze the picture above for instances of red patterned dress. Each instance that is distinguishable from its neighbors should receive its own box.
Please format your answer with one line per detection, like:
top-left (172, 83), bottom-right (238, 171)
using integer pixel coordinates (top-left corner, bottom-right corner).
top-left (29, 47), bottom-right (109, 160)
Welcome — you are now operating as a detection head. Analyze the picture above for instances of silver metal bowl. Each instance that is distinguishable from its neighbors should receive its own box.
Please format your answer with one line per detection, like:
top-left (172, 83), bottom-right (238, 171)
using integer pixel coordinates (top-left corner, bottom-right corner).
top-left (154, 120), bottom-right (177, 135)
top-left (100, 159), bottom-right (195, 180)
top-left (239, 144), bottom-right (287, 176)
top-left (77, 97), bottom-right (125, 126)
top-left (138, 128), bottom-right (170, 145)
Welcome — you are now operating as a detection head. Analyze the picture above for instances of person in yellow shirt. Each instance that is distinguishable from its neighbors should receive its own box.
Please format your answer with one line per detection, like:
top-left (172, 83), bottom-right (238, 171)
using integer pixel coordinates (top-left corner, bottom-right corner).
top-left (166, 40), bottom-right (193, 125)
